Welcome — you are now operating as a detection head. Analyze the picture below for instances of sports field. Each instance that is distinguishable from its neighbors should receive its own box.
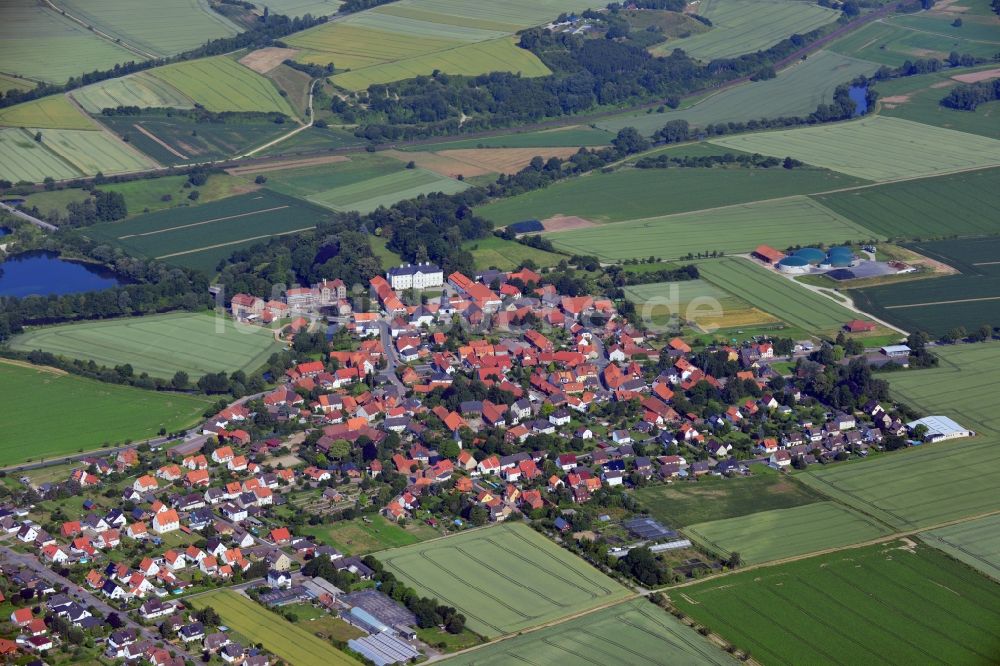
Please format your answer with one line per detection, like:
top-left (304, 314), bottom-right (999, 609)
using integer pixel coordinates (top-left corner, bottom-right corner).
top-left (9, 312), bottom-right (283, 380)
top-left (685, 502), bottom-right (892, 565)
top-left (56, 0), bottom-right (240, 57)
top-left (813, 167), bottom-right (1000, 239)
top-left (696, 258), bottom-right (875, 337)
top-left (886, 341), bottom-right (1000, 435)
top-left (874, 67), bottom-right (1000, 140)
top-left (190, 591), bottom-right (359, 666)
top-left (624, 279), bottom-right (778, 331)
top-left (921, 513), bottom-right (1000, 581)
top-left (463, 235), bottom-right (564, 271)
top-left (0, 94), bottom-right (96, 130)
top-left (148, 56), bottom-right (297, 117)
top-left (0, 0), bottom-right (138, 83)
top-left (0, 360), bottom-right (211, 465)
top-left (478, 167), bottom-right (865, 226)
top-left (0, 128), bottom-right (82, 183)
top-left (545, 197), bottom-right (874, 263)
top-left (30, 127), bottom-right (158, 177)
top-left (443, 598), bottom-right (731, 666)
top-left (71, 72), bottom-right (195, 113)
top-left (800, 436), bottom-right (1000, 531)
top-left (85, 190), bottom-right (333, 272)
top-left (661, 0), bottom-right (838, 60)
top-left (710, 116), bottom-right (1000, 181)
top-left (307, 168), bottom-right (468, 213)
top-left (376, 523), bottom-right (632, 638)
top-left (600, 51), bottom-right (879, 135)
top-left (672, 542), bottom-right (1000, 665)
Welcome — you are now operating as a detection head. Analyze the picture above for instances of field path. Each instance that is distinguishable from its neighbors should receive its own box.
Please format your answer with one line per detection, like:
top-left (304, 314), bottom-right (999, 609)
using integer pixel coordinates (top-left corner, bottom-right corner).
top-left (133, 123), bottom-right (188, 160)
top-left (238, 79), bottom-right (316, 158)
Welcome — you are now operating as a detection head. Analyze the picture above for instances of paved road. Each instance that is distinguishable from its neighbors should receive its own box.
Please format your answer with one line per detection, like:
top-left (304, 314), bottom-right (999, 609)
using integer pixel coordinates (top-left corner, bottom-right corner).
top-left (378, 319), bottom-right (406, 391)
top-left (0, 201), bottom-right (57, 232)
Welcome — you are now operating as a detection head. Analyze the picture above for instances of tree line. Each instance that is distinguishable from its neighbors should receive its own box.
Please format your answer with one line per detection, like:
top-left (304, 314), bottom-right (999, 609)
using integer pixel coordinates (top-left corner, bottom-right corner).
top-left (940, 79), bottom-right (1000, 111)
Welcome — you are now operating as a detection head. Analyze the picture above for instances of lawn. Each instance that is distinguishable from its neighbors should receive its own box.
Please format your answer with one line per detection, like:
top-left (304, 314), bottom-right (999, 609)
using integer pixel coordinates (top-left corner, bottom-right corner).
top-left (369, 234), bottom-right (404, 268)
top-left (632, 471), bottom-right (825, 528)
top-left (0, 360), bottom-right (211, 465)
top-left (148, 56), bottom-right (298, 117)
top-left (189, 591), bottom-right (360, 666)
top-left (709, 116), bottom-right (1000, 182)
top-left (600, 50), bottom-right (879, 135)
top-left (70, 72), bottom-right (195, 114)
top-left (31, 127), bottom-right (158, 178)
top-left (886, 341), bottom-right (1000, 435)
top-left (477, 167), bottom-right (865, 227)
top-left (684, 501), bottom-right (893, 565)
top-left (658, 0), bottom-right (839, 60)
top-left (463, 235), bottom-right (564, 271)
top-left (443, 598), bottom-right (731, 665)
top-left (8, 312), bottom-right (284, 380)
top-left (624, 279), bottom-right (778, 331)
top-left (672, 541), bottom-right (1000, 665)
top-left (307, 168), bottom-right (468, 213)
top-left (299, 516), bottom-right (429, 556)
top-left (921, 513), bottom-right (1000, 582)
top-left (376, 522), bottom-right (632, 638)
top-left (0, 94), bottom-right (96, 130)
top-left (406, 125), bottom-right (613, 151)
top-left (813, 167), bottom-right (1000, 239)
top-left (800, 436), bottom-right (1000, 531)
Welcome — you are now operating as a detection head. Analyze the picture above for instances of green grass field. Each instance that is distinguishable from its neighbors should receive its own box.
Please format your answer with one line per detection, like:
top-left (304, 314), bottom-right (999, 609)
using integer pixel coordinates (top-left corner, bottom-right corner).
top-left (31, 127), bottom-right (158, 176)
top-left (405, 125), bottom-right (613, 151)
top-left (800, 436), bottom-right (1000, 531)
top-left (921, 513), bottom-right (1000, 582)
top-left (0, 94), bottom-right (96, 130)
top-left (308, 167), bottom-right (468, 213)
top-left (443, 598), bottom-right (731, 665)
top-left (463, 235), bottom-right (564, 271)
top-left (148, 56), bottom-right (297, 117)
top-left (624, 279), bottom-right (778, 330)
top-left (84, 189), bottom-right (333, 272)
top-left (0, 73), bottom-right (37, 94)
top-left (377, 523), bottom-right (632, 638)
top-left (0, 360), bottom-right (211, 465)
top-left (829, 16), bottom-right (1000, 65)
top-left (813, 167), bottom-right (1000, 239)
top-left (886, 341), bottom-right (1000, 435)
top-left (56, 0), bottom-right (240, 58)
top-left (250, 154), bottom-right (403, 198)
top-left (632, 470), bottom-right (825, 528)
top-left (710, 116), bottom-right (1000, 182)
top-left (70, 72), bottom-right (195, 114)
top-left (600, 50), bottom-right (879, 135)
top-left (544, 196), bottom-right (875, 263)
top-left (0, 128), bottom-right (82, 183)
top-left (0, 0), bottom-right (138, 83)
top-left (103, 173), bottom-right (252, 216)
top-left (477, 166), bottom-right (865, 226)
top-left (685, 501), bottom-right (893, 564)
top-left (299, 516), bottom-right (429, 555)
top-left (673, 541), bottom-right (1000, 665)
top-left (659, 0), bottom-right (839, 60)
top-left (254, 0), bottom-right (341, 17)
top-left (9, 312), bottom-right (283, 380)
top-left (190, 591), bottom-right (360, 666)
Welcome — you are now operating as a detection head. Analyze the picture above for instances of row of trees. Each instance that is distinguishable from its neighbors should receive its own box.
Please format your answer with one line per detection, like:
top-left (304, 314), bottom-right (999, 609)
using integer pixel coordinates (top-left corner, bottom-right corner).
top-left (940, 79), bottom-right (1000, 111)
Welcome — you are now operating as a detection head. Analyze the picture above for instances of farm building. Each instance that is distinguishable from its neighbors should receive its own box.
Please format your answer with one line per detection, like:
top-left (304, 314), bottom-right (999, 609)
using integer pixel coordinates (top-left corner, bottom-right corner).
top-left (844, 320), bottom-right (876, 333)
top-left (907, 416), bottom-right (974, 443)
top-left (753, 245), bottom-right (785, 264)
top-left (778, 247), bottom-right (857, 273)
top-left (881, 345), bottom-right (911, 358)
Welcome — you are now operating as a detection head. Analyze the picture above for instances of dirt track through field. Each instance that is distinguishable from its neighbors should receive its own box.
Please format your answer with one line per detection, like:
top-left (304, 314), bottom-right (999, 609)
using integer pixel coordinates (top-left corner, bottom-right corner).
top-left (885, 295), bottom-right (1000, 309)
top-left (227, 155), bottom-right (349, 175)
top-left (0, 358), bottom-right (67, 376)
top-left (119, 205), bottom-right (289, 239)
top-left (133, 124), bottom-right (188, 160)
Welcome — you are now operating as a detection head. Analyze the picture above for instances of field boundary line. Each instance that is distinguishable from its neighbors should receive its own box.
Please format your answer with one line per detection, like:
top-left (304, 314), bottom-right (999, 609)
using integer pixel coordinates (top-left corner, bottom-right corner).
top-left (0, 357), bottom-right (68, 376)
top-left (42, 0), bottom-right (158, 60)
top-left (885, 295), bottom-right (1000, 309)
top-left (154, 226), bottom-right (314, 258)
top-left (120, 205), bottom-right (290, 238)
top-left (133, 123), bottom-right (188, 160)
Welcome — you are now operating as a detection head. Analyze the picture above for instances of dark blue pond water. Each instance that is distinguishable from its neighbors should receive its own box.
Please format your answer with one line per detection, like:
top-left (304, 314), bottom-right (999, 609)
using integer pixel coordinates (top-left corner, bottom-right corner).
top-left (0, 227), bottom-right (9, 237)
top-left (849, 85), bottom-right (868, 116)
top-left (0, 251), bottom-right (123, 298)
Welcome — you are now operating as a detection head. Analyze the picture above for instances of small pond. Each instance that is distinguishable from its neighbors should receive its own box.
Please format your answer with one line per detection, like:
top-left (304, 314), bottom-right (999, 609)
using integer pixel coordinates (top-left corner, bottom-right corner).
top-left (849, 85), bottom-right (868, 116)
top-left (0, 250), bottom-right (123, 298)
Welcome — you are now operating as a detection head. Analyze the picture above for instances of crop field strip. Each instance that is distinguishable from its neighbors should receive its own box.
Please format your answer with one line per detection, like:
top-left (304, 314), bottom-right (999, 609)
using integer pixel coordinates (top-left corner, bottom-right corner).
top-left (147, 56), bottom-right (298, 117)
top-left (920, 513), bottom-right (1000, 581)
top-left (253, 0), bottom-right (342, 18)
top-left (655, 0), bottom-right (840, 61)
top-left (830, 17), bottom-right (1000, 66)
top-left (442, 598), bottom-right (732, 666)
top-left (709, 116), bottom-right (1000, 182)
top-left (71, 72), bottom-right (196, 114)
top-left (800, 436), bottom-right (1000, 531)
top-left (405, 125), bottom-right (614, 151)
top-left (32, 127), bottom-right (159, 176)
top-left (599, 50), bottom-right (880, 135)
top-left (0, 128), bottom-right (84, 183)
top-left (307, 168), bottom-right (469, 213)
top-left (9, 312), bottom-right (283, 380)
top-left (0, 94), bottom-right (97, 131)
top-left (672, 543), bottom-right (1000, 665)
top-left (377, 523), bottom-right (631, 638)
top-left (624, 279), bottom-right (778, 330)
top-left (683, 502), bottom-right (894, 565)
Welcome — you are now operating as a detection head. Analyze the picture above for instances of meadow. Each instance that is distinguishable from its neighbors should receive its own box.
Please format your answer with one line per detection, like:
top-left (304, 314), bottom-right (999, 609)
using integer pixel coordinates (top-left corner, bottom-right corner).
top-left (307, 168), bottom-right (468, 213)
top-left (406, 125), bottom-right (613, 151)
top-left (246, 154), bottom-right (402, 198)
top-left (696, 258), bottom-right (877, 337)
top-left (0, 360), bottom-right (211, 465)
top-left (56, 0), bottom-right (240, 58)
top-left (684, 502), bottom-right (892, 565)
top-left (85, 190), bottom-right (333, 272)
top-left (0, 94), bottom-right (96, 131)
top-left (71, 73), bottom-right (195, 114)
top-left (624, 279), bottom-right (778, 331)
top-left (709, 116), bottom-right (1000, 182)
top-left (298, 515), bottom-right (431, 555)
top-left (830, 16), bottom-right (1000, 66)
top-left (813, 167), bottom-right (1000, 239)
top-left (101, 173), bottom-right (252, 216)
top-left (886, 341), bottom-right (1000, 435)
top-left (921, 513), bottom-right (1000, 581)
top-left (800, 436), bottom-right (1000, 530)
top-left (462, 235), bottom-right (564, 271)
top-left (31, 128), bottom-right (158, 177)
top-left (658, 0), bottom-right (838, 60)
top-left (547, 197), bottom-right (874, 264)
top-left (0, 0), bottom-right (137, 83)
top-left (387, 146), bottom-right (584, 179)
top-left (443, 598), bottom-right (731, 666)
top-left (632, 469), bottom-right (825, 527)
top-left (477, 167), bottom-right (865, 226)
top-left (0, 73), bottom-right (36, 95)
top-left (9, 312), bottom-right (283, 380)
top-left (377, 522), bottom-right (632, 638)
top-left (600, 50), bottom-right (879, 135)
top-left (148, 56), bottom-right (298, 117)
top-left (0, 128), bottom-right (82, 183)
top-left (190, 591), bottom-right (360, 666)
top-left (672, 542), bottom-right (1000, 665)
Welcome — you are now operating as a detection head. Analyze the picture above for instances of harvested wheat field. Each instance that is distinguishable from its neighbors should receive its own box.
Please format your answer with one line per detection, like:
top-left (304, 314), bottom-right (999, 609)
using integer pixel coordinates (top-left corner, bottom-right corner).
top-left (541, 214), bottom-right (598, 232)
top-left (239, 47), bottom-right (300, 73)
